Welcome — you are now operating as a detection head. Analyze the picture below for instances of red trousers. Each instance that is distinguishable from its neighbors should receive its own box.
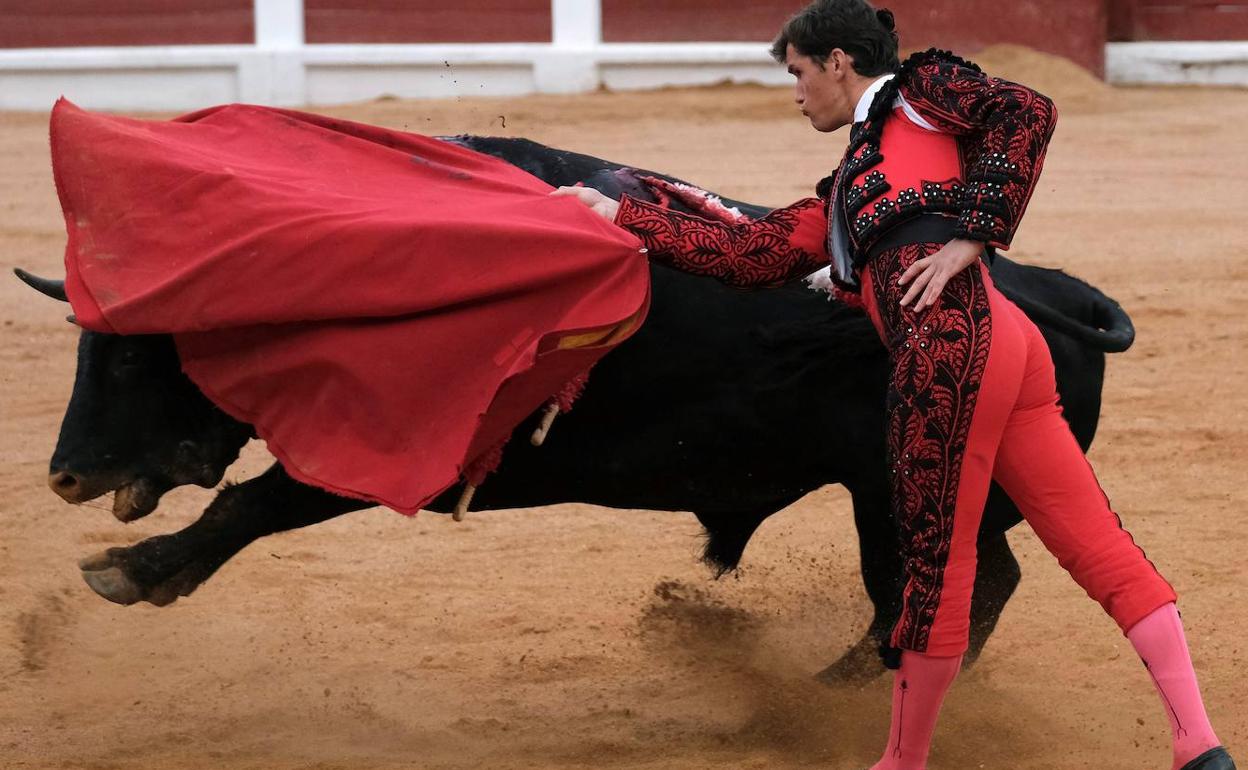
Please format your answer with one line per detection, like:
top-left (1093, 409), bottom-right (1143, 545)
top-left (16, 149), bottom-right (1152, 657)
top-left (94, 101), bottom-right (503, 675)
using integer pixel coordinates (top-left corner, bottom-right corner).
top-left (858, 243), bottom-right (1178, 657)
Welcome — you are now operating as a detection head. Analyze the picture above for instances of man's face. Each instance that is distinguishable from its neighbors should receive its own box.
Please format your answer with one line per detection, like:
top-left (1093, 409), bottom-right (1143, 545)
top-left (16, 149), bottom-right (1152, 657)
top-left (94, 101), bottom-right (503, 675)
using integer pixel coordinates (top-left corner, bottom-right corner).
top-left (785, 44), bottom-right (854, 133)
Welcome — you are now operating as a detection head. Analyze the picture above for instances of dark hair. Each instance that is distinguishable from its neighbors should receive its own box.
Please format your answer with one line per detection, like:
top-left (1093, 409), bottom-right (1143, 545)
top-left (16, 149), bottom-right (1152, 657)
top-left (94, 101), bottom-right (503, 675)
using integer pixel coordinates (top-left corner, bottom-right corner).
top-left (770, 0), bottom-right (900, 76)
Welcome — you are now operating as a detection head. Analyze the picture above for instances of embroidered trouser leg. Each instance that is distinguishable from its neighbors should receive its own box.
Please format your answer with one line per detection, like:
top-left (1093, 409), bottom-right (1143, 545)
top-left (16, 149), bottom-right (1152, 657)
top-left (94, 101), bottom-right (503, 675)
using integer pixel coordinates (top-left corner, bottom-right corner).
top-left (859, 243), bottom-right (1177, 657)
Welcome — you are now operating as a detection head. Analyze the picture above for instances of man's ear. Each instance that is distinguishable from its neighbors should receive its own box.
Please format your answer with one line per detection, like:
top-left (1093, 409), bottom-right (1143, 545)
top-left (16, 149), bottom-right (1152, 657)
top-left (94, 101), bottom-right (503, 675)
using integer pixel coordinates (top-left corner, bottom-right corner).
top-left (827, 48), bottom-right (851, 78)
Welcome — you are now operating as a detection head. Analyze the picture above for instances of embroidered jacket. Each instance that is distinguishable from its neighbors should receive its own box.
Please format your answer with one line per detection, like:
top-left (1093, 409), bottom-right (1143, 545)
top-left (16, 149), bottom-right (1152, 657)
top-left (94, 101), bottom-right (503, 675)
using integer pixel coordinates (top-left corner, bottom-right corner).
top-left (614, 49), bottom-right (1058, 287)
top-left (833, 104), bottom-right (964, 279)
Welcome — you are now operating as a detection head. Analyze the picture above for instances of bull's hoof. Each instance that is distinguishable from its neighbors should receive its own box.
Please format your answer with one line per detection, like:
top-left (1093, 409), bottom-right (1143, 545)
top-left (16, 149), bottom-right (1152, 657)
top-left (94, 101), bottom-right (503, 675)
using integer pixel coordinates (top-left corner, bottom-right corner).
top-left (78, 549), bottom-right (117, 571)
top-left (81, 566), bottom-right (145, 606)
top-left (815, 635), bottom-right (888, 686)
top-left (78, 548), bottom-right (186, 607)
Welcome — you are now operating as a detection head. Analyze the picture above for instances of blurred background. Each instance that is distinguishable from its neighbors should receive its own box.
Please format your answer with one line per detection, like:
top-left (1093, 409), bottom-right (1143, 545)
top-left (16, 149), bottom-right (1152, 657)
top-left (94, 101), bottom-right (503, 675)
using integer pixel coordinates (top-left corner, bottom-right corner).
top-left (1, 0), bottom-right (1246, 110)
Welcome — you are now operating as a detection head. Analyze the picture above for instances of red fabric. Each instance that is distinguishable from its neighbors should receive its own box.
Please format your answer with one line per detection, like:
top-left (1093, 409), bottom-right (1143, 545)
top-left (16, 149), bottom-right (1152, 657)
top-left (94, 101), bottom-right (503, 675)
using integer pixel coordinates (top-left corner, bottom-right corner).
top-left (874, 651), bottom-right (962, 770)
top-left (50, 98), bottom-right (650, 513)
top-left (614, 194), bottom-right (828, 289)
top-left (898, 50), bottom-right (1059, 248)
top-left (552, 371), bottom-right (589, 412)
top-left (839, 106), bottom-right (965, 255)
top-left (847, 108), bottom-right (962, 194)
top-left (859, 255), bottom-right (1176, 656)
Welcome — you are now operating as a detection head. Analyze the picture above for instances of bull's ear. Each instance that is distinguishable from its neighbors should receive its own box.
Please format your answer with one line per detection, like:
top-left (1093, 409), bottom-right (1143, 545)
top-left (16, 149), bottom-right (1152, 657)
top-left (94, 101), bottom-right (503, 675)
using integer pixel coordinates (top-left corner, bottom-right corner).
top-left (13, 268), bottom-right (68, 302)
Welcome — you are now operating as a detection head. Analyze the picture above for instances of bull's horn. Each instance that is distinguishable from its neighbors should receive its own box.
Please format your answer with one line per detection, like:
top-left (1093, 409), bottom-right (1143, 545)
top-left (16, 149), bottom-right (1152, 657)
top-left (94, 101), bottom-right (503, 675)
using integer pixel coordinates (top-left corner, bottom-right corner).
top-left (453, 483), bottom-right (476, 522)
top-left (13, 268), bottom-right (68, 302)
top-left (530, 403), bottom-right (560, 446)
top-left (66, 314), bottom-right (77, 325)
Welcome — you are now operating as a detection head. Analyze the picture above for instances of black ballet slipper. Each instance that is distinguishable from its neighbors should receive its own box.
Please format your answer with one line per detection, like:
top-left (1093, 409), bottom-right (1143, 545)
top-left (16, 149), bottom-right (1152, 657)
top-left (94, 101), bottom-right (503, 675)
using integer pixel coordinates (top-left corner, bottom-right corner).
top-left (1180, 746), bottom-right (1236, 770)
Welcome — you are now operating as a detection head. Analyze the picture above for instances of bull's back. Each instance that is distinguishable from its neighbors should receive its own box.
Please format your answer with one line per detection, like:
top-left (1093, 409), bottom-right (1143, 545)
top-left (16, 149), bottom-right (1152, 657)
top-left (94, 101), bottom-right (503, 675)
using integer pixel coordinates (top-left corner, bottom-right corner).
top-left (441, 266), bottom-right (888, 514)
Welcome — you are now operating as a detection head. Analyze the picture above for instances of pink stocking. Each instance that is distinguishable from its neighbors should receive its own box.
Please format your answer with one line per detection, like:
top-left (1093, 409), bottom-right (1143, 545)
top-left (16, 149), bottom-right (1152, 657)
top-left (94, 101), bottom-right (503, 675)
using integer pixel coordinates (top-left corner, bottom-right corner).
top-left (870, 651), bottom-right (962, 770)
top-left (1126, 603), bottom-right (1221, 770)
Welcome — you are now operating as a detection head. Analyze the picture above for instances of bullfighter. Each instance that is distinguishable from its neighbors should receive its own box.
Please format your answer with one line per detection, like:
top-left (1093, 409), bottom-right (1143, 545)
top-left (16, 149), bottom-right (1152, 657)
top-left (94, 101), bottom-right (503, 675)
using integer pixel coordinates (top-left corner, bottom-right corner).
top-left (553, 1), bottom-right (1235, 768)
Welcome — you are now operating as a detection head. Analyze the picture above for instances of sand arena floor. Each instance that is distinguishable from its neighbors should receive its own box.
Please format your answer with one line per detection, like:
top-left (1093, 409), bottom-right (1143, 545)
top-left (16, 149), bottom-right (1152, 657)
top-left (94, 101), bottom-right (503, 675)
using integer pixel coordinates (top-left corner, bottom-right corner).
top-left (0, 47), bottom-right (1245, 769)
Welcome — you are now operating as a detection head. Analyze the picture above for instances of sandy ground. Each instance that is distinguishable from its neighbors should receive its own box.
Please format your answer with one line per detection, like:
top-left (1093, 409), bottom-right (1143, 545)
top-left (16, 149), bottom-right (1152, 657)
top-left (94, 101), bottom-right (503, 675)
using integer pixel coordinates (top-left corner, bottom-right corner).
top-left (1, 47), bottom-right (1246, 769)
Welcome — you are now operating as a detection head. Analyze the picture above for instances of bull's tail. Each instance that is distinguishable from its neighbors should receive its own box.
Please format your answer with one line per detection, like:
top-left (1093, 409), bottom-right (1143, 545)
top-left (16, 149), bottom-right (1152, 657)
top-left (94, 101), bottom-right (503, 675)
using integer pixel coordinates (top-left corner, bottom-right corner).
top-left (997, 269), bottom-right (1136, 353)
top-left (693, 509), bottom-right (775, 577)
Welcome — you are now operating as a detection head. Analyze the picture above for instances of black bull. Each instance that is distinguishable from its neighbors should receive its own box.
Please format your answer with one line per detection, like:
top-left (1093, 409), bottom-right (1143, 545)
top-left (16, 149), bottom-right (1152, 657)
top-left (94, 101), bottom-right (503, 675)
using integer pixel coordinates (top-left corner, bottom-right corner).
top-left (17, 136), bottom-right (1134, 682)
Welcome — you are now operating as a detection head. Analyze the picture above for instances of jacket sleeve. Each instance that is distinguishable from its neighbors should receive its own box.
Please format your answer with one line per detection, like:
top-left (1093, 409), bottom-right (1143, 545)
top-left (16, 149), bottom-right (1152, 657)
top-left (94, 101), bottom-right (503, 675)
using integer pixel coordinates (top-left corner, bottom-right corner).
top-left (613, 194), bottom-right (830, 289)
top-left (899, 59), bottom-right (1058, 250)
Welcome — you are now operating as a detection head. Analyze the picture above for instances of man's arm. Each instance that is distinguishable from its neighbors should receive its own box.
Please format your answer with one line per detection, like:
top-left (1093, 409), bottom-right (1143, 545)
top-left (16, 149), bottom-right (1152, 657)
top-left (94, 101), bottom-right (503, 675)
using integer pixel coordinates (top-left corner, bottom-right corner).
top-left (899, 56), bottom-right (1058, 250)
top-left (611, 194), bottom-right (830, 289)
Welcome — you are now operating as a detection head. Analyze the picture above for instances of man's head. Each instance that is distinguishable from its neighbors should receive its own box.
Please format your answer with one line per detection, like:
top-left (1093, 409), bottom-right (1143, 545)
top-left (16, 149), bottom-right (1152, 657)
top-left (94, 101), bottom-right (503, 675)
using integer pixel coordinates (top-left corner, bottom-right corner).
top-left (771, 0), bottom-right (900, 133)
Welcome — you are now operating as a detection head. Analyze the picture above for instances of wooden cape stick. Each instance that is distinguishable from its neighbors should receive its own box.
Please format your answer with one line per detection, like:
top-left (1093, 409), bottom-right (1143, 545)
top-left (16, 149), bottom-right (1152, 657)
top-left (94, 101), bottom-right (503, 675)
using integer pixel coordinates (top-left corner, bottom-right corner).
top-left (453, 483), bottom-right (476, 522)
top-left (530, 402), bottom-right (560, 446)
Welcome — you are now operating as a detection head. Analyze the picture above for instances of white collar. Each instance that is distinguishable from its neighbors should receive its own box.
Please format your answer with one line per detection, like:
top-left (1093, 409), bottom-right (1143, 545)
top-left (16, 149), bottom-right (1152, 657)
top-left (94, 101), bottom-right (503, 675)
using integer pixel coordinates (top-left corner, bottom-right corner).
top-left (854, 74), bottom-right (895, 123)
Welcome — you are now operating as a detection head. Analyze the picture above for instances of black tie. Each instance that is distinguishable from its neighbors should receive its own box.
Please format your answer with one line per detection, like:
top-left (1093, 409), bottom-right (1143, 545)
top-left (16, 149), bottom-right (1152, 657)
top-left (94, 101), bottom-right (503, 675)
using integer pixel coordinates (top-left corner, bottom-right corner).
top-left (849, 121), bottom-right (866, 143)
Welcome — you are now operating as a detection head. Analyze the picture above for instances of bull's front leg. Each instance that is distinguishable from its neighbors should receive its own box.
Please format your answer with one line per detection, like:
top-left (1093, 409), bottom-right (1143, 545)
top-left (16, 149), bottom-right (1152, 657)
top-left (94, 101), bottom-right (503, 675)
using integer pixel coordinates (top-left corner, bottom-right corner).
top-left (79, 463), bottom-right (370, 606)
top-left (965, 527), bottom-right (1021, 665)
top-left (817, 478), bottom-right (901, 684)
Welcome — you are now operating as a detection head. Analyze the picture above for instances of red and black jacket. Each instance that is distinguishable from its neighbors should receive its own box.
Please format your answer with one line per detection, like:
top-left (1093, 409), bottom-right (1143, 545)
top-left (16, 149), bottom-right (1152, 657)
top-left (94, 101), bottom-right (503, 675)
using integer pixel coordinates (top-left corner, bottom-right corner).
top-left (613, 49), bottom-right (1058, 288)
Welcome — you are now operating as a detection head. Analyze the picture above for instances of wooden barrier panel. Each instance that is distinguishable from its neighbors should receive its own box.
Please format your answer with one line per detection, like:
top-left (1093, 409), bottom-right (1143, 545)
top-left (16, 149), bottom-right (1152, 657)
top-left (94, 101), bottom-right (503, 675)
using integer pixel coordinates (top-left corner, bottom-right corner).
top-left (602, 0), bottom-right (795, 43)
top-left (0, 0), bottom-right (253, 48)
top-left (889, 1), bottom-right (1107, 75)
top-left (1110, 0), bottom-right (1248, 41)
top-left (304, 0), bottom-right (552, 44)
top-left (602, 0), bottom-right (1107, 76)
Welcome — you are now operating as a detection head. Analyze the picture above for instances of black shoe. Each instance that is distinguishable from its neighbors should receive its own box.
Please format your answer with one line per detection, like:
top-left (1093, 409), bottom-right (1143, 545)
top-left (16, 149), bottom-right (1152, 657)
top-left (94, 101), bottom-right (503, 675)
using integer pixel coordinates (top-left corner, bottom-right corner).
top-left (1181, 746), bottom-right (1236, 770)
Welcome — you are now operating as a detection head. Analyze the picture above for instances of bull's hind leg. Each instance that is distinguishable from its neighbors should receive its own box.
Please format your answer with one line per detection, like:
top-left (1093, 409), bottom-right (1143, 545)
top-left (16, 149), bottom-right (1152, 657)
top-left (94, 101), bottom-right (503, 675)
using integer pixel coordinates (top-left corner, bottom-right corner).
top-left (816, 480), bottom-right (1021, 683)
top-left (79, 463), bottom-right (369, 606)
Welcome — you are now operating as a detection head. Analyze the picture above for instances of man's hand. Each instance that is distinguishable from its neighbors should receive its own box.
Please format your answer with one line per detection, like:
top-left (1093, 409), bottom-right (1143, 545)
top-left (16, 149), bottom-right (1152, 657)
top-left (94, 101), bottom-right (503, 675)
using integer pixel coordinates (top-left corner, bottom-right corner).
top-left (897, 238), bottom-right (985, 312)
top-left (550, 185), bottom-right (620, 222)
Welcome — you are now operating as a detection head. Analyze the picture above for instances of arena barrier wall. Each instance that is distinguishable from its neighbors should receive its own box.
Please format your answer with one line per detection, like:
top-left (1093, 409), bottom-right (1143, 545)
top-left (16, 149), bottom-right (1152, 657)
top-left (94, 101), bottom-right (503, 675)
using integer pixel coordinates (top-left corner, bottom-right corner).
top-left (0, 0), bottom-right (1244, 112)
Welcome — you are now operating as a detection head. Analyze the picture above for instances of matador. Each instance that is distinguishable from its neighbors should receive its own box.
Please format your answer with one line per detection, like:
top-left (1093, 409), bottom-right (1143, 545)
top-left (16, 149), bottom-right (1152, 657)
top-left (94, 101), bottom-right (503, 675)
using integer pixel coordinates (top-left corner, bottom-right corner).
top-left (554, 2), bottom-right (1235, 769)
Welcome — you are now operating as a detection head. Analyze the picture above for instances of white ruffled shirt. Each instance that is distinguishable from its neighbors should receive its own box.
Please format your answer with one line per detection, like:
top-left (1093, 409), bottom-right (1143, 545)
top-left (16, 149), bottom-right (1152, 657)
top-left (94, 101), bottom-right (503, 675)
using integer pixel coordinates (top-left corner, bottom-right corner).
top-left (856, 74), bottom-right (939, 131)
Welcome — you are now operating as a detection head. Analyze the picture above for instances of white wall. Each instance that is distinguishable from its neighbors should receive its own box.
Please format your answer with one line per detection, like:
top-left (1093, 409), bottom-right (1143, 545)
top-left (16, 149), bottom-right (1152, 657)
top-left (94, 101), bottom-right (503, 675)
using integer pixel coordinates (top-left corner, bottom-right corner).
top-left (1107, 42), bottom-right (1248, 87)
top-left (2, 2), bottom-right (1243, 112)
top-left (0, 0), bottom-right (786, 111)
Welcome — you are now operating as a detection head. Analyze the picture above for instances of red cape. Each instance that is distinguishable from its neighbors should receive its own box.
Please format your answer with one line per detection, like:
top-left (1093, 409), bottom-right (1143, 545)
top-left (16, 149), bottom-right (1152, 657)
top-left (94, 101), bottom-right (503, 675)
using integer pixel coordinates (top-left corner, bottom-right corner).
top-left (51, 99), bottom-right (649, 513)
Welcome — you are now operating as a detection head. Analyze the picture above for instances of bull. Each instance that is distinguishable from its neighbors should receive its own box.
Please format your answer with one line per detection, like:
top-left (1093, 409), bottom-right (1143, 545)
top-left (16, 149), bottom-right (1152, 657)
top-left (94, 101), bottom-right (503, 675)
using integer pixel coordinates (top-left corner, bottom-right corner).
top-left (15, 136), bottom-right (1133, 681)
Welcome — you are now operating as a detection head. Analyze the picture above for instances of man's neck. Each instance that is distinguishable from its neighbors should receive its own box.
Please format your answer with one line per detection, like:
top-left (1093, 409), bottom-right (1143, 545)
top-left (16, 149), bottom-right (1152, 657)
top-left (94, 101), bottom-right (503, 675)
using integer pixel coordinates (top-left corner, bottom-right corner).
top-left (846, 75), bottom-right (876, 113)
top-left (850, 72), bottom-right (900, 125)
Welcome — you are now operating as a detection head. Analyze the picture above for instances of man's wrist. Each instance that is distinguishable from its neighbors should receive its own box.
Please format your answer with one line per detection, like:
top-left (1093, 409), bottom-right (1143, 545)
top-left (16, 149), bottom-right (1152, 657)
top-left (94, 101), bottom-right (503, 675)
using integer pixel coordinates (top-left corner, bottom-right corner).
top-left (948, 237), bottom-right (983, 250)
top-left (944, 238), bottom-right (985, 269)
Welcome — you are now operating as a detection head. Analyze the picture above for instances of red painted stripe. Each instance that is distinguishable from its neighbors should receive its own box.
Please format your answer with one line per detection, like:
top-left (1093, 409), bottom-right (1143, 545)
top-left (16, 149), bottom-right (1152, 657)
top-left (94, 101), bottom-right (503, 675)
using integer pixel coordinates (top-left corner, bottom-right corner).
top-left (602, 0), bottom-right (795, 43)
top-left (604, 0), bottom-right (1107, 77)
top-left (0, 1), bottom-right (253, 48)
top-left (304, 0), bottom-right (551, 44)
top-left (1111, 0), bottom-right (1248, 41)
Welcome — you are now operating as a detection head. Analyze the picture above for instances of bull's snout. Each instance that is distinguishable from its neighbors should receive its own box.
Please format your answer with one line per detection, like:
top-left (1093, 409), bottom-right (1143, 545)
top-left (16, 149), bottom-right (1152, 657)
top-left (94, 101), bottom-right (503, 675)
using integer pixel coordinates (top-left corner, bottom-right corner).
top-left (48, 469), bottom-right (90, 503)
top-left (47, 467), bottom-right (162, 521)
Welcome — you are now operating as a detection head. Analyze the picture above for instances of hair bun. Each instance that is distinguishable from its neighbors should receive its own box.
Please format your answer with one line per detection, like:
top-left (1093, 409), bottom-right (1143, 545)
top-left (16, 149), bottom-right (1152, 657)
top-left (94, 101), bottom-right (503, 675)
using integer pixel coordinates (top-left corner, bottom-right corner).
top-left (876, 8), bottom-right (896, 32)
